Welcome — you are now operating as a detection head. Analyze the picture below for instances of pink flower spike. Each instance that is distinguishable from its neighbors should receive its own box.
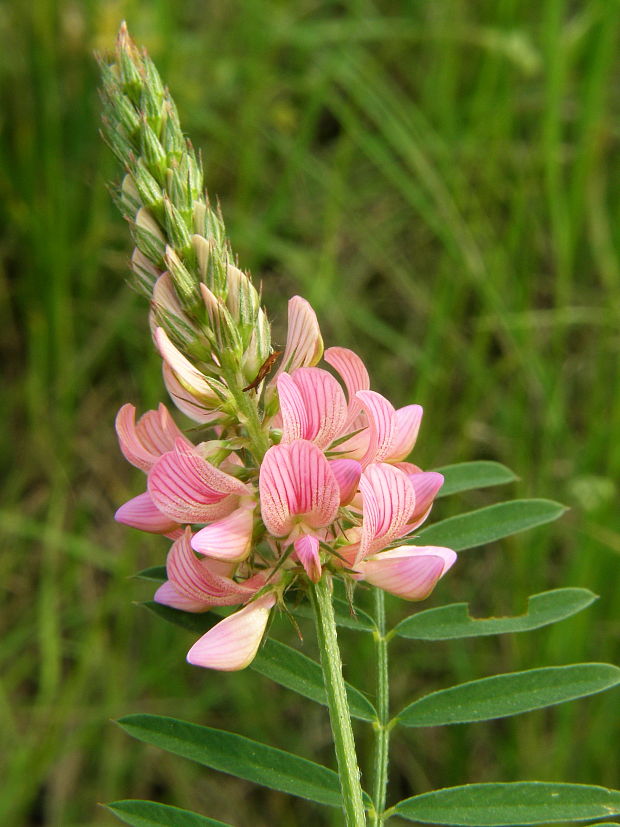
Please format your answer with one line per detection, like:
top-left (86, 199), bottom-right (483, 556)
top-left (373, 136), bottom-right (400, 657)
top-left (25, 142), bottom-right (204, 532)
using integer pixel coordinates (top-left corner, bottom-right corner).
top-left (358, 546), bottom-right (456, 601)
top-left (115, 491), bottom-right (180, 534)
top-left (408, 471), bottom-right (444, 529)
top-left (187, 593), bottom-right (276, 671)
top-left (359, 463), bottom-right (416, 560)
top-left (191, 505), bottom-right (255, 562)
top-left (274, 296), bottom-right (324, 379)
top-left (115, 402), bottom-right (190, 472)
top-left (329, 458), bottom-right (362, 505)
top-left (259, 441), bottom-right (340, 537)
top-left (294, 535), bottom-right (322, 582)
top-left (388, 405), bottom-right (423, 462)
top-left (154, 580), bottom-right (211, 613)
top-left (356, 390), bottom-right (397, 467)
top-left (324, 347), bottom-right (370, 427)
top-left (148, 439), bottom-right (248, 524)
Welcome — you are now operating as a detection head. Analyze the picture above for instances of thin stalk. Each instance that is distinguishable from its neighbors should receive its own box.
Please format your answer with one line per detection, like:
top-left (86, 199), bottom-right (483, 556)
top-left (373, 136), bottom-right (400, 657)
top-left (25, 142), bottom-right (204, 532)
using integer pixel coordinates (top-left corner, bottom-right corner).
top-left (310, 577), bottom-right (367, 827)
top-left (371, 587), bottom-right (390, 826)
top-left (220, 359), bottom-right (270, 463)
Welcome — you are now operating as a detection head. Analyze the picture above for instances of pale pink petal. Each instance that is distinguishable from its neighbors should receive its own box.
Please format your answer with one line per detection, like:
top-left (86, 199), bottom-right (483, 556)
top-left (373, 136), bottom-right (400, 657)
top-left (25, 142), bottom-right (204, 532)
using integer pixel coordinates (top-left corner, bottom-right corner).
top-left (294, 535), bottom-right (322, 582)
top-left (356, 391), bottom-right (397, 467)
top-left (163, 362), bottom-right (222, 424)
top-left (359, 463), bottom-right (416, 560)
top-left (324, 346), bottom-right (370, 427)
top-left (358, 546), bottom-right (456, 600)
top-left (191, 505), bottom-right (255, 562)
top-left (277, 373), bottom-right (308, 443)
top-left (259, 441), bottom-right (340, 537)
top-left (115, 403), bottom-right (189, 472)
top-left (115, 491), bottom-right (180, 534)
top-left (408, 471), bottom-right (444, 528)
top-left (274, 296), bottom-right (323, 379)
top-left (155, 327), bottom-right (218, 402)
top-left (387, 405), bottom-right (423, 462)
top-left (148, 440), bottom-right (248, 524)
top-left (393, 461), bottom-right (423, 474)
top-left (329, 459), bottom-right (362, 505)
top-left (154, 580), bottom-right (211, 612)
top-left (187, 593), bottom-right (276, 671)
top-left (290, 368), bottom-right (347, 450)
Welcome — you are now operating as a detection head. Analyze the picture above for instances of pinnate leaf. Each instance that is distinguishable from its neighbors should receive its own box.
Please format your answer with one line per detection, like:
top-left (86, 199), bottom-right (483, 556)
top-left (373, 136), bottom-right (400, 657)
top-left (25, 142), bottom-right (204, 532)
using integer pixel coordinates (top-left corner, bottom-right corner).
top-left (134, 565), bottom-right (167, 581)
top-left (395, 781), bottom-right (620, 825)
top-left (393, 588), bottom-right (597, 640)
top-left (106, 800), bottom-right (232, 826)
top-left (117, 714), bottom-right (344, 807)
top-left (435, 461), bottom-right (517, 498)
top-left (396, 663), bottom-right (620, 727)
top-left (415, 499), bottom-right (566, 551)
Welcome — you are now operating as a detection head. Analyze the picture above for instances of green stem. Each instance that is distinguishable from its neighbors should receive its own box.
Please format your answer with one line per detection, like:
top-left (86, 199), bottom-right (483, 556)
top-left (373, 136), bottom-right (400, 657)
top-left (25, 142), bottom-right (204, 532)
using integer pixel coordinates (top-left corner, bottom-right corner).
top-left (310, 577), bottom-right (367, 827)
top-left (371, 587), bottom-right (390, 826)
top-left (221, 361), bottom-right (270, 463)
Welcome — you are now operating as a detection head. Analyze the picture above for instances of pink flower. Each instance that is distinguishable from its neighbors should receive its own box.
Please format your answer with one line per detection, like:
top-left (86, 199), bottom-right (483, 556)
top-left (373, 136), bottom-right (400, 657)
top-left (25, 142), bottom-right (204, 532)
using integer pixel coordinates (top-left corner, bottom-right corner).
top-left (115, 402), bottom-right (191, 472)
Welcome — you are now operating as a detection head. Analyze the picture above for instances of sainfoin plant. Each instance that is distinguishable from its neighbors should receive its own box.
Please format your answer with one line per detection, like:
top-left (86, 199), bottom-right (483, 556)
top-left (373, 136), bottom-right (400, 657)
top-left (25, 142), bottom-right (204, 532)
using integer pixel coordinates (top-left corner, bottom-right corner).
top-left (100, 24), bottom-right (620, 827)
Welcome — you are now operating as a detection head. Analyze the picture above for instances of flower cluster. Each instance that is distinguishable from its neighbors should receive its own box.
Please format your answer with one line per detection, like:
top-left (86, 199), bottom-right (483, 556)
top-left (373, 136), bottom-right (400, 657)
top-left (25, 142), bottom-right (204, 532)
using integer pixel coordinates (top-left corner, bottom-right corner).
top-left (116, 295), bottom-right (456, 671)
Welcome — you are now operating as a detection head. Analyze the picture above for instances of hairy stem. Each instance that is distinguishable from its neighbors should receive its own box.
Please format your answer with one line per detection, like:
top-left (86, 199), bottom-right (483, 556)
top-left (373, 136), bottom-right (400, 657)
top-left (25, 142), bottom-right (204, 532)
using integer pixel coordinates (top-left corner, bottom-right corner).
top-left (310, 577), bottom-right (367, 827)
top-left (371, 587), bottom-right (390, 826)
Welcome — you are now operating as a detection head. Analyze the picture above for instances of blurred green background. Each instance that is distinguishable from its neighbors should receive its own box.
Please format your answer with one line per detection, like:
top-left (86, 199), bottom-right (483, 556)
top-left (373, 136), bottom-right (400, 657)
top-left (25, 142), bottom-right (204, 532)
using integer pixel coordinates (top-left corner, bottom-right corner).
top-left (1, 1), bottom-right (619, 825)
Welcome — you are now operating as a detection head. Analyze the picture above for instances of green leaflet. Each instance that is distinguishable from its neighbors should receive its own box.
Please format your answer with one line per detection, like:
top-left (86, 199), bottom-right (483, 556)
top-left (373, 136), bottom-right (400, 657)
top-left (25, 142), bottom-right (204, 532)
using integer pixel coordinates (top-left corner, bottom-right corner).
top-left (415, 498), bottom-right (567, 551)
top-left (393, 588), bottom-right (597, 640)
top-left (106, 800), bottom-right (233, 827)
top-left (394, 782), bottom-right (620, 825)
top-left (253, 639), bottom-right (377, 722)
top-left (117, 714), bottom-right (347, 808)
top-left (435, 461), bottom-right (518, 498)
top-left (396, 663), bottom-right (620, 727)
top-left (134, 566), bottom-right (167, 581)
top-left (142, 601), bottom-right (224, 634)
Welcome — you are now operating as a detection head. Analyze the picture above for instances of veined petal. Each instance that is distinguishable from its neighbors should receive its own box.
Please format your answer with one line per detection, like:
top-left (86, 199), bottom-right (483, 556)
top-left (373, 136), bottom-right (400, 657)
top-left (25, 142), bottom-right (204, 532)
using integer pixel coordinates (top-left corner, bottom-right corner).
top-left (187, 593), bottom-right (276, 671)
top-left (163, 362), bottom-right (222, 425)
top-left (294, 535), bottom-right (322, 582)
top-left (115, 491), bottom-right (179, 534)
top-left (356, 390), bottom-right (397, 467)
top-left (388, 404), bottom-right (423, 462)
top-left (154, 580), bottom-right (211, 612)
top-left (274, 296), bottom-right (323, 378)
top-left (277, 373), bottom-right (309, 443)
top-left (148, 439), bottom-right (248, 524)
top-left (359, 546), bottom-right (456, 600)
top-left (155, 327), bottom-right (219, 403)
top-left (115, 402), bottom-right (190, 472)
top-left (324, 346), bottom-right (370, 428)
top-left (191, 505), bottom-right (255, 562)
top-left (290, 368), bottom-right (347, 450)
top-left (359, 463), bottom-right (416, 559)
top-left (259, 441), bottom-right (340, 536)
top-left (408, 471), bottom-right (444, 528)
top-left (329, 458), bottom-right (362, 505)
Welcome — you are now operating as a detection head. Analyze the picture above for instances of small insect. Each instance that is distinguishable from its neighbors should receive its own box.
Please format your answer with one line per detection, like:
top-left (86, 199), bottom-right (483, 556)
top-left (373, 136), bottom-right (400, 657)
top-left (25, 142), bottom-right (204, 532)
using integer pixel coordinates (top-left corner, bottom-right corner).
top-left (242, 350), bottom-right (283, 392)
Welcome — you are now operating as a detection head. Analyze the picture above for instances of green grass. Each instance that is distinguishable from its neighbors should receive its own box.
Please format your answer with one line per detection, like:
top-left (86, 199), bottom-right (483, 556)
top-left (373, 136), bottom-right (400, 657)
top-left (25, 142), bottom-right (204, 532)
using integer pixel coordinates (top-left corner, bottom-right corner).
top-left (1, 1), bottom-right (619, 824)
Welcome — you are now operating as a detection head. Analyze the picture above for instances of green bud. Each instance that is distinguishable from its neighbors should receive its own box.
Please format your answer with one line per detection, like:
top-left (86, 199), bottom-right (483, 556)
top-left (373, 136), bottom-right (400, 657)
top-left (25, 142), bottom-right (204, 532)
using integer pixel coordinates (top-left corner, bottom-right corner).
top-left (163, 196), bottom-right (192, 254)
top-left (133, 159), bottom-right (164, 214)
top-left (164, 245), bottom-right (197, 304)
top-left (134, 207), bottom-right (166, 265)
top-left (140, 118), bottom-right (167, 184)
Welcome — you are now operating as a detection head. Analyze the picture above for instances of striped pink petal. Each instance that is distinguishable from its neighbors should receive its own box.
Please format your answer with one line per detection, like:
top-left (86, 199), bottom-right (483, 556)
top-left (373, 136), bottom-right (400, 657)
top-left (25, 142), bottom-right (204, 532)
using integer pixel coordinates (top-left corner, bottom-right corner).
top-left (163, 362), bottom-right (222, 425)
top-left (277, 373), bottom-right (309, 443)
top-left (408, 471), bottom-right (444, 529)
top-left (356, 391), bottom-right (397, 467)
top-left (274, 296), bottom-right (324, 378)
top-left (154, 580), bottom-right (211, 612)
top-left (329, 458), bottom-right (362, 505)
top-left (294, 535), bottom-right (322, 582)
top-left (155, 327), bottom-right (219, 403)
top-left (387, 405), bottom-right (423, 462)
top-left (115, 402), bottom-right (190, 472)
top-left (259, 441), bottom-right (340, 537)
top-left (115, 491), bottom-right (180, 534)
top-left (324, 347), bottom-right (370, 428)
top-left (148, 439), bottom-right (248, 524)
top-left (187, 593), bottom-right (276, 671)
top-left (191, 505), bottom-right (255, 562)
top-left (358, 546), bottom-right (456, 600)
top-left (289, 368), bottom-right (347, 449)
top-left (359, 463), bottom-right (416, 560)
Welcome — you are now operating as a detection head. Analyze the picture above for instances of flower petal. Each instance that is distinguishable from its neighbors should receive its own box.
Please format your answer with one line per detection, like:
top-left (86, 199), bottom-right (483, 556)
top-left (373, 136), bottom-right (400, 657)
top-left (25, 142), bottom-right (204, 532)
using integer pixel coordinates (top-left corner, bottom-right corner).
top-left (259, 441), bottom-right (340, 536)
top-left (187, 593), bottom-right (276, 671)
top-left (276, 296), bottom-right (324, 377)
top-left (359, 546), bottom-right (456, 600)
top-left (155, 327), bottom-right (219, 403)
top-left (329, 458), bottom-right (362, 505)
top-left (277, 373), bottom-right (309, 443)
top-left (115, 402), bottom-right (189, 472)
top-left (294, 535), bottom-right (322, 582)
top-left (388, 405), bottom-right (423, 462)
top-left (191, 505), bottom-right (255, 562)
top-left (163, 362), bottom-right (222, 425)
top-left (290, 368), bottom-right (347, 450)
top-left (154, 580), bottom-right (211, 612)
top-left (359, 463), bottom-right (416, 559)
top-left (356, 391), bottom-right (397, 467)
top-left (324, 346), bottom-right (370, 427)
top-left (115, 491), bottom-right (180, 534)
top-left (148, 439), bottom-right (248, 524)
top-left (408, 471), bottom-right (444, 528)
